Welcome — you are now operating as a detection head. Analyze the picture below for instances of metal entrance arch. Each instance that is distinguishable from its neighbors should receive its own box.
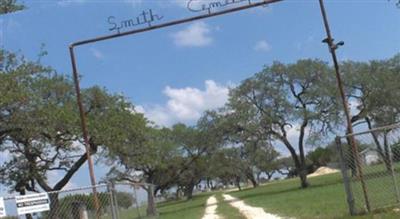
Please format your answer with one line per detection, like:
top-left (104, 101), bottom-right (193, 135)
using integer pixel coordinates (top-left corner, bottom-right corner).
top-left (68, 0), bottom-right (359, 217)
top-left (68, 0), bottom-right (283, 216)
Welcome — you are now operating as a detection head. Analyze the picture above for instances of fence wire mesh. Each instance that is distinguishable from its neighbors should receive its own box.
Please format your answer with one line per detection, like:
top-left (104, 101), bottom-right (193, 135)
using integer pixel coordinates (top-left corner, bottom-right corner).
top-left (0, 182), bottom-right (154, 219)
top-left (337, 123), bottom-right (400, 215)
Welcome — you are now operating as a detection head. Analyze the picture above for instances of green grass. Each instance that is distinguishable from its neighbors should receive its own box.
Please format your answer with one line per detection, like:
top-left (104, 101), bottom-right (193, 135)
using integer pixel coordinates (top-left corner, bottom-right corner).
top-left (156, 192), bottom-right (213, 219)
top-left (101, 206), bottom-right (148, 219)
top-left (228, 173), bottom-right (348, 218)
top-left (101, 193), bottom-right (212, 219)
top-left (103, 165), bottom-right (400, 218)
top-left (227, 172), bottom-right (400, 219)
top-left (215, 193), bottom-right (246, 219)
top-left (349, 163), bottom-right (400, 214)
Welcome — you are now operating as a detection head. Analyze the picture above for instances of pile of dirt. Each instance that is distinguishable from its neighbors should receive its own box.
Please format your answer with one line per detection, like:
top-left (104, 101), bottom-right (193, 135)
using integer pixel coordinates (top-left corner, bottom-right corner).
top-left (308, 166), bottom-right (339, 177)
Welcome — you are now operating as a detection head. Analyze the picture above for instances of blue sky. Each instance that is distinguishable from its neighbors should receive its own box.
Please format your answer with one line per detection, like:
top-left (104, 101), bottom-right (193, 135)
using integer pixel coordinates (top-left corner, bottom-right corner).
top-left (1, 0), bottom-right (400, 191)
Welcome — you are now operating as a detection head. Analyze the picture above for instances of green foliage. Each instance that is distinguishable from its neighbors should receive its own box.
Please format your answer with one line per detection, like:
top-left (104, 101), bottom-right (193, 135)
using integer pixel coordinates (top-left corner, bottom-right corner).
top-left (60, 193), bottom-right (110, 211)
top-left (208, 148), bottom-right (245, 185)
top-left (216, 59), bottom-right (340, 187)
top-left (40, 192), bottom-right (110, 219)
top-left (0, 0), bottom-right (25, 14)
top-left (0, 48), bottom-right (148, 194)
top-left (307, 147), bottom-right (333, 167)
top-left (106, 126), bottom-right (182, 189)
top-left (115, 192), bottom-right (135, 209)
top-left (344, 54), bottom-right (400, 126)
top-left (41, 192), bottom-right (133, 218)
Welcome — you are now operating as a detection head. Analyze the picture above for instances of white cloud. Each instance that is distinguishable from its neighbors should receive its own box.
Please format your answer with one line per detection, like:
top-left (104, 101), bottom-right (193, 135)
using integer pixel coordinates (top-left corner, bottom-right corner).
top-left (134, 105), bottom-right (146, 114)
top-left (254, 40), bottom-right (271, 52)
top-left (139, 80), bottom-right (230, 126)
top-left (171, 21), bottom-right (213, 47)
top-left (90, 48), bottom-right (104, 60)
top-left (141, 105), bottom-right (172, 127)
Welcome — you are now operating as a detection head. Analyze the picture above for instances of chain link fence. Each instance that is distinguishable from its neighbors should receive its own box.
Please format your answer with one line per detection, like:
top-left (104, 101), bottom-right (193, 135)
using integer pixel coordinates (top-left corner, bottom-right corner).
top-left (0, 182), bottom-right (155, 219)
top-left (336, 123), bottom-right (400, 216)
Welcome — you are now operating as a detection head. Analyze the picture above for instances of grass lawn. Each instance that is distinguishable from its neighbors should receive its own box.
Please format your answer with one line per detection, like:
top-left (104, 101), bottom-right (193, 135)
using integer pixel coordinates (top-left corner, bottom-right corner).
top-left (155, 192), bottom-right (212, 219)
top-left (101, 206), bottom-right (148, 219)
top-left (103, 166), bottom-right (400, 219)
top-left (101, 192), bottom-right (212, 219)
top-left (227, 172), bottom-right (400, 219)
top-left (215, 193), bottom-right (246, 219)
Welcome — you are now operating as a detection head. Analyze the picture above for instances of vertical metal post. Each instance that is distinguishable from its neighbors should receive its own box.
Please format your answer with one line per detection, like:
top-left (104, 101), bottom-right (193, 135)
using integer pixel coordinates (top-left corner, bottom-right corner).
top-left (112, 182), bottom-right (120, 219)
top-left (336, 137), bottom-right (356, 215)
top-left (134, 184), bottom-right (142, 219)
top-left (388, 141), bottom-right (400, 203)
top-left (318, 0), bottom-right (370, 212)
top-left (69, 46), bottom-right (101, 219)
top-left (107, 182), bottom-right (118, 219)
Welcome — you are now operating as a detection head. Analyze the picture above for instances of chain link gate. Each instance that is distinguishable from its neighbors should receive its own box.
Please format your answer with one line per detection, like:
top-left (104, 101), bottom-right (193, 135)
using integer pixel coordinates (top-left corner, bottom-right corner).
top-left (336, 123), bottom-right (400, 215)
top-left (0, 182), bottom-right (156, 219)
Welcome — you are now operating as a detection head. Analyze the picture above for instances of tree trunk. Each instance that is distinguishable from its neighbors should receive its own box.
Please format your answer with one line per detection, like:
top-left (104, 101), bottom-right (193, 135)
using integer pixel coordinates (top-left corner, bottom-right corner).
top-left (256, 172), bottom-right (262, 182)
top-left (298, 166), bottom-right (309, 188)
top-left (207, 178), bottom-right (213, 189)
top-left (247, 173), bottom-right (258, 188)
top-left (47, 192), bottom-right (60, 219)
top-left (383, 132), bottom-right (393, 172)
top-left (146, 185), bottom-right (157, 217)
top-left (175, 187), bottom-right (182, 200)
top-left (184, 183), bottom-right (195, 200)
top-left (366, 118), bottom-right (391, 171)
top-left (235, 176), bottom-right (241, 191)
top-left (280, 134), bottom-right (308, 187)
top-left (266, 171), bottom-right (274, 181)
top-left (154, 186), bottom-right (161, 197)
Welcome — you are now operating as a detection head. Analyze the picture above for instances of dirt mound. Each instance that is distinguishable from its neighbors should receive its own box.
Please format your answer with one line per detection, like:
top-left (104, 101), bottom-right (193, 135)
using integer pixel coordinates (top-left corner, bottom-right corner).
top-left (308, 166), bottom-right (339, 177)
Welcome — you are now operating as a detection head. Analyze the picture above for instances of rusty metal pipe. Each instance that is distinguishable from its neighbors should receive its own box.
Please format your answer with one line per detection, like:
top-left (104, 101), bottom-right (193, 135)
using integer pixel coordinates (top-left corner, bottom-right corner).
top-left (318, 0), bottom-right (371, 213)
top-left (70, 0), bottom-right (283, 48)
top-left (69, 46), bottom-right (102, 219)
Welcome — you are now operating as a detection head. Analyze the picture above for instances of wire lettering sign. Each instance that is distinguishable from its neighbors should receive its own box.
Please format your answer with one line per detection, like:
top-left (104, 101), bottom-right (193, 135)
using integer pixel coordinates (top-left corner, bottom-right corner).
top-left (108, 9), bottom-right (163, 33)
top-left (187, 0), bottom-right (261, 14)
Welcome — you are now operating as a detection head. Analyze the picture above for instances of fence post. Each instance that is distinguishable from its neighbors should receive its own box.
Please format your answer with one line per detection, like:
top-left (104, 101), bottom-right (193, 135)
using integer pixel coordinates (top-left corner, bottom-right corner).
top-left (107, 182), bottom-right (118, 219)
top-left (388, 143), bottom-right (400, 203)
top-left (133, 184), bottom-right (142, 219)
top-left (336, 136), bottom-right (356, 215)
top-left (113, 182), bottom-right (120, 219)
top-left (147, 184), bottom-right (158, 217)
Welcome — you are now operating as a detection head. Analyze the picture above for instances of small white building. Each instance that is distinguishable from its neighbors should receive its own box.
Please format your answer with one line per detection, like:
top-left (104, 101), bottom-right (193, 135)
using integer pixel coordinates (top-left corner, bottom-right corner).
top-left (360, 148), bottom-right (380, 165)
